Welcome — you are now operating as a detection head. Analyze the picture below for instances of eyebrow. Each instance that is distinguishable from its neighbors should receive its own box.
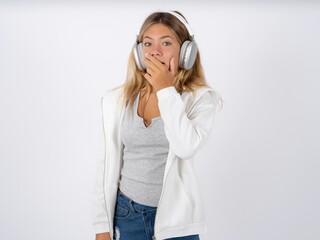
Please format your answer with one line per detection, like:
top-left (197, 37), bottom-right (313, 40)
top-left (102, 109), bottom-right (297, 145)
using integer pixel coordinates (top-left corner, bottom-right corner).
top-left (143, 35), bottom-right (173, 40)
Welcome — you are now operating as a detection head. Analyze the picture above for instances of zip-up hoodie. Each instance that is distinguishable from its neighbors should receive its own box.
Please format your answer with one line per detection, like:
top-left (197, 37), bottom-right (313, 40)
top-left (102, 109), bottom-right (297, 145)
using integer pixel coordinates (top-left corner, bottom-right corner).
top-left (92, 86), bottom-right (218, 239)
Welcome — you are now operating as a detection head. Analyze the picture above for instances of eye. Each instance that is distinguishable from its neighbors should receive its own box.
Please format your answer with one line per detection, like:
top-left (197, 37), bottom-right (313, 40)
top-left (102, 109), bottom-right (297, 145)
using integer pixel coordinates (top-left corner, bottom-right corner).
top-left (163, 42), bottom-right (172, 46)
top-left (143, 42), bottom-right (151, 47)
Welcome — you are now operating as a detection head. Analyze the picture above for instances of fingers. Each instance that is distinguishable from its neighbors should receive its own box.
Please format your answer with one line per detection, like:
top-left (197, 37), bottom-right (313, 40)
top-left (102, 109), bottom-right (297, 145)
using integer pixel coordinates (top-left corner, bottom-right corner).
top-left (145, 61), bottom-right (155, 75)
top-left (144, 54), bottom-right (176, 77)
top-left (169, 57), bottom-right (177, 76)
top-left (144, 71), bottom-right (152, 82)
top-left (144, 54), bottom-right (164, 77)
top-left (144, 54), bottom-right (168, 71)
top-left (143, 53), bottom-right (175, 92)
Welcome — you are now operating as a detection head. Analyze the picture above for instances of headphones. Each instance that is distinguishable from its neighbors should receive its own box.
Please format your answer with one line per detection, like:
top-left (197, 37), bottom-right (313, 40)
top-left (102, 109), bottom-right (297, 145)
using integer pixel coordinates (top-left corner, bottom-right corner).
top-left (133, 11), bottom-right (198, 71)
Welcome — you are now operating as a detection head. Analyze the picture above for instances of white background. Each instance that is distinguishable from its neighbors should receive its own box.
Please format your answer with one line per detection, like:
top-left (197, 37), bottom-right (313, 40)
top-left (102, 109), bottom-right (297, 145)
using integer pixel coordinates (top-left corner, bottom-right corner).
top-left (0, 1), bottom-right (319, 239)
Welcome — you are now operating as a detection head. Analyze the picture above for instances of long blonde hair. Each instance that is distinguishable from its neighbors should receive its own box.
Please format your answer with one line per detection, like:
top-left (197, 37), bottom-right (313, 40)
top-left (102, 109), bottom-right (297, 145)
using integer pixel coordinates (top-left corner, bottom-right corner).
top-left (122, 11), bottom-right (209, 110)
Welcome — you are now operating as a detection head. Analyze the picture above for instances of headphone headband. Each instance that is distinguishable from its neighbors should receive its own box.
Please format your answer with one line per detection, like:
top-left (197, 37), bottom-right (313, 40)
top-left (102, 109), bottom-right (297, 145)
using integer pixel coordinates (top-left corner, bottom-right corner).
top-left (166, 11), bottom-right (194, 38)
top-left (136, 11), bottom-right (194, 40)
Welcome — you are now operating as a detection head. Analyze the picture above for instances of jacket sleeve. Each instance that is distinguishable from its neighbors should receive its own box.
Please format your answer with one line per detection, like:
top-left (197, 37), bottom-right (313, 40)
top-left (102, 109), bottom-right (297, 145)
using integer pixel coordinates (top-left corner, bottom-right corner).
top-left (157, 86), bottom-right (217, 159)
top-left (91, 96), bottom-right (110, 234)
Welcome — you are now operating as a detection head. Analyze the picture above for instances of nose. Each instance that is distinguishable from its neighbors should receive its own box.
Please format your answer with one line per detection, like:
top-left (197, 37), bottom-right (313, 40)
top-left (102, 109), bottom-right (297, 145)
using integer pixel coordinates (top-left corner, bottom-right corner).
top-left (150, 45), bottom-right (162, 57)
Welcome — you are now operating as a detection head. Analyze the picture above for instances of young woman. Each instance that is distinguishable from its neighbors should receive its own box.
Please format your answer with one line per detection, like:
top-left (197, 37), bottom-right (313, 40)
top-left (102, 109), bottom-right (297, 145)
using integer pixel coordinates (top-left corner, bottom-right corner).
top-left (93, 11), bottom-right (221, 240)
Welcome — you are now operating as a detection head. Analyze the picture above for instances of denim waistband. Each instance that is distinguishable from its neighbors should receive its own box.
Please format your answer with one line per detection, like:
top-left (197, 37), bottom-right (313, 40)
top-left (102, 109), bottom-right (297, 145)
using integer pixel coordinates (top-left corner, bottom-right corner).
top-left (117, 190), bottom-right (157, 213)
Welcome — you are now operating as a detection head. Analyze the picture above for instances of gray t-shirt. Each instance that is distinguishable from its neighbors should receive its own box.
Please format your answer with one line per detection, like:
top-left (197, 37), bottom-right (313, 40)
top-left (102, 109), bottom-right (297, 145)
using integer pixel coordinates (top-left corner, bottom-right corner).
top-left (119, 94), bottom-right (169, 207)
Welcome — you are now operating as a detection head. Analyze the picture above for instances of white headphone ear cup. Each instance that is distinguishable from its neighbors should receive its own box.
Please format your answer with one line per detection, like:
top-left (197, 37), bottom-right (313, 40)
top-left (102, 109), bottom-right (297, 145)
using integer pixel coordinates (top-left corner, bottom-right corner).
top-left (179, 40), bottom-right (198, 70)
top-left (133, 42), bottom-right (146, 70)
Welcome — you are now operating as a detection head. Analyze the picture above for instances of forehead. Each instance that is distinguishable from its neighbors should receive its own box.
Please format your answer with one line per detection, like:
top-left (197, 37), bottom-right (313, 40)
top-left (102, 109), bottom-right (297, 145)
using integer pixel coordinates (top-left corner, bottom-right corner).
top-left (143, 23), bottom-right (178, 40)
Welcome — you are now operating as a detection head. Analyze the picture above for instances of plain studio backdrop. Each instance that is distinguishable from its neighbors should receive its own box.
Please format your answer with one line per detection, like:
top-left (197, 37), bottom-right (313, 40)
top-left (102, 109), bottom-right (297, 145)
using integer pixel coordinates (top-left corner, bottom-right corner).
top-left (0, 1), bottom-right (319, 239)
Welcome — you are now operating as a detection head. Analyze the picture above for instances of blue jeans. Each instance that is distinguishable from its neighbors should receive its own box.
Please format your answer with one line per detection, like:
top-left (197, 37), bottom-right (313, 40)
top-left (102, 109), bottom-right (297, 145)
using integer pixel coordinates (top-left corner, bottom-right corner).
top-left (113, 190), bottom-right (200, 240)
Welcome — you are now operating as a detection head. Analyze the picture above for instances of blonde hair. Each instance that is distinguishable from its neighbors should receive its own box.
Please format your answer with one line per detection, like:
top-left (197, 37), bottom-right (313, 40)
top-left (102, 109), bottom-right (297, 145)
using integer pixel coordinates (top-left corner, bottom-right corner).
top-left (122, 11), bottom-right (210, 110)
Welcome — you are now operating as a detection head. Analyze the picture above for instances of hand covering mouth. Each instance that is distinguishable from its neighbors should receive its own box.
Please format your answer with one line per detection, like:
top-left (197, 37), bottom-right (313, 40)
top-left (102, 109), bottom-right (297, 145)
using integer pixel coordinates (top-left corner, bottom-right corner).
top-left (154, 57), bottom-right (165, 65)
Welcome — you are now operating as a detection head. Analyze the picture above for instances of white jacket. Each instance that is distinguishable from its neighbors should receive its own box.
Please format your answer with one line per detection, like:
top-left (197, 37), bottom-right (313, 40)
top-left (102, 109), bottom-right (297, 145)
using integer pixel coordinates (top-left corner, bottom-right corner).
top-left (92, 86), bottom-right (218, 239)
